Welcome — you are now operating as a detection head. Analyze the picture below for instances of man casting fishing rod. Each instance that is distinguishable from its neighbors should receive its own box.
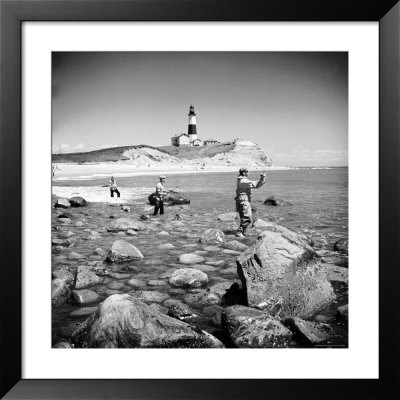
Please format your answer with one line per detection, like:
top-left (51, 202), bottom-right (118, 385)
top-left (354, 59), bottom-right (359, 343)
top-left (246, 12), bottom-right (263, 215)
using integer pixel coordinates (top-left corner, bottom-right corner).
top-left (152, 175), bottom-right (177, 216)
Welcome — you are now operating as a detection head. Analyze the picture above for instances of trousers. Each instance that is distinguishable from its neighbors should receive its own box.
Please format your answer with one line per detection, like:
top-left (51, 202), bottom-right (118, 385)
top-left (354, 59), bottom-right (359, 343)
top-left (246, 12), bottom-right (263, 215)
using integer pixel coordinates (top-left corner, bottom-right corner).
top-left (154, 198), bottom-right (164, 215)
top-left (236, 198), bottom-right (252, 233)
top-left (110, 188), bottom-right (120, 198)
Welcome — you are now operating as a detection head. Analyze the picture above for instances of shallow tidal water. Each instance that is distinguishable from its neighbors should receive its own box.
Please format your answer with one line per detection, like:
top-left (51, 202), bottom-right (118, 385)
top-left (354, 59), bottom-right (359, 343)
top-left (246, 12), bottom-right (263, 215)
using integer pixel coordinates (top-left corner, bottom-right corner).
top-left (52, 168), bottom-right (348, 347)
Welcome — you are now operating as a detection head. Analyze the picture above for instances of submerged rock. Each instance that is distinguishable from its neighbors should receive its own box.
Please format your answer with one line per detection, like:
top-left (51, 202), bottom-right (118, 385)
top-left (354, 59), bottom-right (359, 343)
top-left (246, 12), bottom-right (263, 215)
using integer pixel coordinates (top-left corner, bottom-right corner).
top-left (199, 228), bottom-right (225, 244)
top-left (72, 294), bottom-right (223, 348)
top-left (224, 240), bottom-right (248, 252)
top-left (263, 196), bottom-right (292, 206)
top-left (129, 290), bottom-right (170, 304)
top-left (236, 229), bottom-right (335, 319)
top-left (106, 240), bottom-right (144, 263)
top-left (183, 291), bottom-right (221, 308)
top-left (169, 268), bottom-right (208, 289)
top-left (72, 289), bottom-right (100, 305)
top-left (164, 192), bottom-right (191, 205)
top-left (217, 212), bottom-right (239, 222)
top-left (222, 305), bottom-right (293, 348)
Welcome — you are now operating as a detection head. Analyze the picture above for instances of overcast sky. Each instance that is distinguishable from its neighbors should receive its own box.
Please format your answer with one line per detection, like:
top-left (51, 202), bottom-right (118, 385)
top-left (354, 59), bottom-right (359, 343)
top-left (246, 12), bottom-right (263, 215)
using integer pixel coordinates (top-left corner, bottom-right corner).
top-left (52, 52), bottom-right (347, 167)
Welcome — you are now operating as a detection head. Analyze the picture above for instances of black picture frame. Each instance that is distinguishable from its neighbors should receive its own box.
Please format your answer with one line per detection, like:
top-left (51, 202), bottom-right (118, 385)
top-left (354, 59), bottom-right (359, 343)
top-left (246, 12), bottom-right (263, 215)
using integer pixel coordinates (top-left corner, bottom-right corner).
top-left (1, 0), bottom-right (399, 399)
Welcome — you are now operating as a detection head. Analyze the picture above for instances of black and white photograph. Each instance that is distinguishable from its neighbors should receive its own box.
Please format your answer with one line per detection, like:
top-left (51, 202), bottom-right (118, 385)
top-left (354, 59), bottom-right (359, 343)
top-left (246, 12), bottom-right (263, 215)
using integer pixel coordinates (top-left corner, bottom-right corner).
top-left (51, 51), bottom-right (348, 349)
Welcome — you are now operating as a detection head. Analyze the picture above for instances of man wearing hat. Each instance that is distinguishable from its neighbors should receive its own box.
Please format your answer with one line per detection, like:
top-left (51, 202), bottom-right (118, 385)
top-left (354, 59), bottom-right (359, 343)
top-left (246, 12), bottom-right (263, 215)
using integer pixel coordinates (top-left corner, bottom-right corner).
top-left (235, 168), bottom-right (266, 237)
top-left (153, 175), bottom-right (168, 216)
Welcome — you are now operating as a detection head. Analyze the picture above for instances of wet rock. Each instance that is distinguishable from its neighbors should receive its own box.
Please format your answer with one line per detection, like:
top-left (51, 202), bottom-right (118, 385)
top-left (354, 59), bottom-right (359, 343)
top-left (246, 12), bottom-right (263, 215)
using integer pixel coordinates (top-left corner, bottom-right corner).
top-left (199, 228), bottom-right (225, 244)
top-left (68, 252), bottom-right (85, 260)
top-left (236, 229), bottom-right (335, 319)
top-left (168, 288), bottom-right (186, 296)
top-left (106, 240), bottom-right (144, 263)
top-left (140, 214), bottom-right (150, 220)
top-left (334, 238), bottom-right (349, 254)
top-left (147, 280), bottom-right (168, 287)
top-left (203, 246), bottom-right (221, 252)
top-left (51, 278), bottom-right (71, 307)
top-left (57, 230), bottom-right (75, 239)
top-left (315, 315), bottom-right (333, 323)
top-left (127, 278), bottom-right (146, 287)
top-left (209, 282), bottom-right (234, 297)
top-left (322, 264), bottom-right (348, 284)
top-left (75, 266), bottom-right (101, 289)
top-left (127, 229), bottom-right (138, 236)
top-left (69, 196), bottom-right (87, 207)
top-left (72, 294), bottom-right (223, 348)
top-left (85, 231), bottom-right (102, 240)
top-left (116, 231), bottom-right (126, 236)
top-left (224, 240), bottom-right (248, 252)
top-left (72, 289), bottom-right (100, 305)
top-left (93, 247), bottom-right (106, 256)
top-left (106, 218), bottom-right (147, 232)
top-left (52, 238), bottom-right (73, 247)
top-left (74, 221), bottom-right (85, 227)
top-left (58, 217), bottom-right (71, 224)
top-left (52, 246), bottom-right (64, 254)
top-left (158, 231), bottom-right (170, 236)
top-left (164, 192), bottom-right (191, 205)
top-left (110, 272), bottom-right (131, 280)
top-left (108, 281), bottom-right (126, 290)
top-left (106, 289), bottom-right (123, 296)
top-left (52, 266), bottom-right (74, 285)
top-left (222, 305), bottom-right (293, 348)
top-left (178, 253), bottom-right (205, 265)
top-left (193, 264), bottom-right (217, 273)
top-left (158, 243), bottom-right (175, 250)
top-left (149, 303), bottom-right (168, 314)
top-left (217, 212), bottom-right (239, 222)
top-left (54, 198), bottom-right (71, 209)
top-left (121, 205), bottom-right (131, 212)
top-left (205, 260), bottom-right (225, 266)
top-left (169, 268), bottom-right (208, 289)
top-left (222, 249), bottom-right (241, 255)
top-left (70, 306), bottom-right (98, 317)
top-left (129, 290), bottom-right (170, 304)
top-left (183, 291), bottom-right (221, 308)
top-left (283, 317), bottom-right (332, 344)
top-left (202, 305), bottom-right (224, 326)
top-left (252, 218), bottom-right (274, 230)
top-left (166, 300), bottom-right (198, 321)
top-left (336, 304), bottom-right (348, 325)
top-left (57, 211), bottom-right (74, 219)
top-left (263, 196), bottom-right (293, 206)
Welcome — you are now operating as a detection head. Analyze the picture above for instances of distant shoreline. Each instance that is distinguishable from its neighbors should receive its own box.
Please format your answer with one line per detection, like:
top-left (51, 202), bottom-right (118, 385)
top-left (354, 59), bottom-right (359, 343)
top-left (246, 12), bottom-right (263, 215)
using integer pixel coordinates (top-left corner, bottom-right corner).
top-left (52, 162), bottom-right (297, 181)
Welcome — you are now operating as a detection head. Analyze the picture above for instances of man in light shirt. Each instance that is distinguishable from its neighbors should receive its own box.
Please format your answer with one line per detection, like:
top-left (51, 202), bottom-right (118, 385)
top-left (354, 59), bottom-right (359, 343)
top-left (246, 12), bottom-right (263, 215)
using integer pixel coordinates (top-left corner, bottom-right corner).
top-left (153, 175), bottom-right (168, 216)
top-left (235, 168), bottom-right (266, 237)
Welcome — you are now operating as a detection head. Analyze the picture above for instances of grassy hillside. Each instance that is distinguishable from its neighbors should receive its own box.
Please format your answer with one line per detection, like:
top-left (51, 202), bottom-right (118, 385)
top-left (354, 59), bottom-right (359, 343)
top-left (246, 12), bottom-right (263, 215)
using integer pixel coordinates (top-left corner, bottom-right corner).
top-left (52, 145), bottom-right (169, 163)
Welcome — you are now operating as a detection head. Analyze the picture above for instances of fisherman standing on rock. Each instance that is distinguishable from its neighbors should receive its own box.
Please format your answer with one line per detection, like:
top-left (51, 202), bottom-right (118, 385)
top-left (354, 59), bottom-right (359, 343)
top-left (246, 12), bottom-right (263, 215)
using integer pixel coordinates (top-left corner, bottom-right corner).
top-left (235, 168), bottom-right (266, 237)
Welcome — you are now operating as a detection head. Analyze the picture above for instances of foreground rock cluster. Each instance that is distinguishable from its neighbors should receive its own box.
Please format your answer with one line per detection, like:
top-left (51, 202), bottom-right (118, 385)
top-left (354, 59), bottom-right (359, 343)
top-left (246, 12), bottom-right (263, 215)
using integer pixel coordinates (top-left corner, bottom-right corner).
top-left (52, 196), bottom-right (348, 349)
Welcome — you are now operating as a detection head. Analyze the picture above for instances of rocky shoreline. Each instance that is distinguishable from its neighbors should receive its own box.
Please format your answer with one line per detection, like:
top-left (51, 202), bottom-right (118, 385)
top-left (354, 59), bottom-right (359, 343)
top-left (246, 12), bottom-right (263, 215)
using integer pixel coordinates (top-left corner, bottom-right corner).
top-left (52, 195), bottom-right (348, 349)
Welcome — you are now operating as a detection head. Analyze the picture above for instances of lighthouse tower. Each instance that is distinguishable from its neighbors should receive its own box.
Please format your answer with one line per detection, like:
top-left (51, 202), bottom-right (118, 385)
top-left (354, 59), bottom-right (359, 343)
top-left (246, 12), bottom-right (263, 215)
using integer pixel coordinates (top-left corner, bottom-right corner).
top-left (188, 105), bottom-right (198, 141)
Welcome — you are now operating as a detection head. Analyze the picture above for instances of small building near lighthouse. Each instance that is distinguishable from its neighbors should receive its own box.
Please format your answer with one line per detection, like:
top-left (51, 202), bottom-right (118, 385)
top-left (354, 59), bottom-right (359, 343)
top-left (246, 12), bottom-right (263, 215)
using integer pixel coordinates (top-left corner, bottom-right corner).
top-left (171, 133), bottom-right (190, 147)
top-left (171, 105), bottom-right (204, 147)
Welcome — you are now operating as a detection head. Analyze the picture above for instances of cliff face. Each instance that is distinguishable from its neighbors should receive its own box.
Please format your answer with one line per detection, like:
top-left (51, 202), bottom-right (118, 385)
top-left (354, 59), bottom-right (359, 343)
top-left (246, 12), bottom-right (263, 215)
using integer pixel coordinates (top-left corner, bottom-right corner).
top-left (52, 140), bottom-right (273, 168)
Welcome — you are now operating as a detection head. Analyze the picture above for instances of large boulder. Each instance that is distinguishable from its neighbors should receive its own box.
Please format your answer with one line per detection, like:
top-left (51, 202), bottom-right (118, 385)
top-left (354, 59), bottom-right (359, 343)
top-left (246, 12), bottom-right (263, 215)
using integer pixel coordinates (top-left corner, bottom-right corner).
top-left (106, 218), bottom-right (147, 232)
top-left (164, 191), bottom-right (190, 205)
top-left (236, 229), bottom-right (335, 319)
top-left (263, 196), bottom-right (292, 206)
top-left (69, 196), bottom-right (87, 207)
top-left (169, 268), bottom-right (208, 289)
top-left (72, 294), bottom-right (224, 348)
top-left (222, 305), bottom-right (293, 348)
top-left (106, 240), bottom-right (144, 263)
top-left (52, 278), bottom-right (71, 307)
top-left (199, 228), bottom-right (225, 244)
top-left (54, 198), bottom-right (71, 209)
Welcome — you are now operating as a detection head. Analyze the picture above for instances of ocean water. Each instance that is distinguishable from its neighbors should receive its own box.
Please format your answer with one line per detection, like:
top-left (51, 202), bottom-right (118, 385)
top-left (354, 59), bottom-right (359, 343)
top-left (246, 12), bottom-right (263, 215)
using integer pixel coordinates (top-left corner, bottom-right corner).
top-left (52, 167), bottom-right (348, 347)
top-left (53, 167), bottom-right (348, 249)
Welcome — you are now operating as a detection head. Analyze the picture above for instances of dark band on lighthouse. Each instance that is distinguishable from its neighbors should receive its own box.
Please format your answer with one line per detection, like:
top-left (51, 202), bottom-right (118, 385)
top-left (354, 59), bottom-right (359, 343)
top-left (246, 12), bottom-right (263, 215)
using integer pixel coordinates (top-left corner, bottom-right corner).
top-left (188, 105), bottom-right (197, 138)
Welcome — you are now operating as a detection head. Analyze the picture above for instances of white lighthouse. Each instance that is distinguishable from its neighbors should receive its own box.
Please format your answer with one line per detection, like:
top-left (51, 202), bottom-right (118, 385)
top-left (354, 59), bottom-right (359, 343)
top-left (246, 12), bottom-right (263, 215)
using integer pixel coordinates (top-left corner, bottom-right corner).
top-left (188, 105), bottom-right (198, 141)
